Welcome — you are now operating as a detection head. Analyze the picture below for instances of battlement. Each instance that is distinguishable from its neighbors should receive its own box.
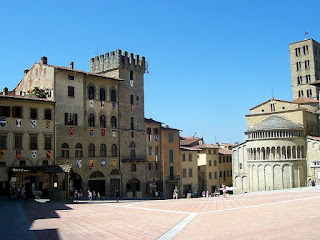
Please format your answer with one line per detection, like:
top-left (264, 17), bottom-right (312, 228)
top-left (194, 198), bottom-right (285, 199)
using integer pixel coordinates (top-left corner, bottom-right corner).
top-left (90, 49), bottom-right (147, 74)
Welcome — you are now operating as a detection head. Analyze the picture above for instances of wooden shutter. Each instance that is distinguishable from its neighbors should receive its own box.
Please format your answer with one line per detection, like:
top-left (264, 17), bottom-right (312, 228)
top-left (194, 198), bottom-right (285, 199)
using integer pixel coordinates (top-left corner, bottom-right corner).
top-left (64, 113), bottom-right (68, 125)
top-left (74, 114), bottom-right (78, 126)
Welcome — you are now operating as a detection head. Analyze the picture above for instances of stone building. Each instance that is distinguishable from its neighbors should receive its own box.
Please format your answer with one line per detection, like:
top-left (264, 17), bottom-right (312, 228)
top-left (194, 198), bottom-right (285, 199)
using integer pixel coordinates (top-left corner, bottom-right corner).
top-left (9, 50), bottom-right (149, 199)
top-left (0, 93), bottom-right (68, 198)
top-left (232, 97), bottom-right (320, 193)
top-left (289, 38), bottom-right (320, 100)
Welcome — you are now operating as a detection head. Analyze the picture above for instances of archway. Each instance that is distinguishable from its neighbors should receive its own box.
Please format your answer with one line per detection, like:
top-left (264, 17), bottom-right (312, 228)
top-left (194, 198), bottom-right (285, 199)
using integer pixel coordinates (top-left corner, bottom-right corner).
top-left (89, 171), bottom-right (105, 196)
top-left (110, 169), bottom-right (120, 198)
top-left (126, 178), bottom-right (140, 198)
top-left (70, 172), bottom-right (83, 191)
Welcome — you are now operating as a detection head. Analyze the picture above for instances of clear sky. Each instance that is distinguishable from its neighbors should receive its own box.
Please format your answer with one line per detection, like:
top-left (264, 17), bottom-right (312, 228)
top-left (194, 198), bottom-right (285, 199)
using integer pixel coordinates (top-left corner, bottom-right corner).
top-left (1, 0), bottom-right (320, 144)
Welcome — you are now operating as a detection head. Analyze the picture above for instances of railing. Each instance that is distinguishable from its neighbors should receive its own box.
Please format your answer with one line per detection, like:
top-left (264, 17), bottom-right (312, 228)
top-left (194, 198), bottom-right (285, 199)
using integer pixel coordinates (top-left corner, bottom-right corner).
top-left (167, 175), bottom-right (180, 181)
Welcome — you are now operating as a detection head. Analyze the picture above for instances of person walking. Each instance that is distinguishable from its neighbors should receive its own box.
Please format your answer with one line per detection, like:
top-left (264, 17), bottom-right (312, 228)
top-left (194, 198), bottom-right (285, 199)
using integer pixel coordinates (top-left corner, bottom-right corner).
top-left (97, 192), bottom-right (100, 200)
top-left (115, 189), bottom-right (119, 202)
top-left (93, 190), bottom-right (96, 200)
top-left (223, 185), bottom-right (227, 198)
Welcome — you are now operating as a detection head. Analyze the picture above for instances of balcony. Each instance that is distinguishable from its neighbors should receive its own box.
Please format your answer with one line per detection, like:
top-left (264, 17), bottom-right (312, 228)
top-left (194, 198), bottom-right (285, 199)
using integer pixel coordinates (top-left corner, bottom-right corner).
top-left (166, 175), bottom-right (180, 182)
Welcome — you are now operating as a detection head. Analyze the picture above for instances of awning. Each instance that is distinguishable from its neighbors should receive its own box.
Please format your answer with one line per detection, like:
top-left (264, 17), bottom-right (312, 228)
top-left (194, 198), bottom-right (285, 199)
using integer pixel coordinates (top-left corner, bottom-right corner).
top-left (9, 164), bottom-right (72, 174)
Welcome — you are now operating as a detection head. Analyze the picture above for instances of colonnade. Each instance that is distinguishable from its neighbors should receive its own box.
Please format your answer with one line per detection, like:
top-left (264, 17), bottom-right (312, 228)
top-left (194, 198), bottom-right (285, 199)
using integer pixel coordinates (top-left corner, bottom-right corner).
top-left (247, 145), bottom-right (305, 160)
top-left (246, 130), bottom-right (303, 140)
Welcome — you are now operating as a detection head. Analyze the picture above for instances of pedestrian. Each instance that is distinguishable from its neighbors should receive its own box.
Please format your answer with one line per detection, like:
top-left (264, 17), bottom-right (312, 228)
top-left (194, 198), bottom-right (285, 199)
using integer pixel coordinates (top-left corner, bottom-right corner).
top-left (93, 190), bottom-right (96, 200)
top-left (74, 190), bottom-right (78, 202)
top-left (206, 190), bottom-right (209, 198)
top-left (223, 185), bottom-right (227, 198)
top-left (115, 189), bottom-right (119, 202)
top-left (202, 190), bottom-right (205, 197)
top-left (79, 189), bottom-right (83, 200)
top-left (88, 190), bottom-right (92, 201)
top-left (97, 192), bottom-right (100, 200)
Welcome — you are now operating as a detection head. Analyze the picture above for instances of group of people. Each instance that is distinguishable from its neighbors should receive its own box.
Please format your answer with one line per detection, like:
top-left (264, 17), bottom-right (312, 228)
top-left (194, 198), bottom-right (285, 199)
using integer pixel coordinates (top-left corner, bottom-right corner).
top-left (10, 187), bottom-right (28, 201)
top-left (87, 190), bottom-right (100, 201)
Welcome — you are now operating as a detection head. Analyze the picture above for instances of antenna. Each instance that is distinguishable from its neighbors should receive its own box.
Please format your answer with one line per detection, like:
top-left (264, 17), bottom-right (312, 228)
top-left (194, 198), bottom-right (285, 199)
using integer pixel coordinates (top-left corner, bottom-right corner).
top-left (272, 88), bottom-right (274, 99)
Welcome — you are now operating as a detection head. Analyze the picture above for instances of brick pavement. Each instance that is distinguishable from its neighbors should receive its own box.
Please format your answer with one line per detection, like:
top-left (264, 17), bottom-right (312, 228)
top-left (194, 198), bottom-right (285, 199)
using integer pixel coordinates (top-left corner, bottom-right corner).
top-left (22, 187), bottom-right (320, 240)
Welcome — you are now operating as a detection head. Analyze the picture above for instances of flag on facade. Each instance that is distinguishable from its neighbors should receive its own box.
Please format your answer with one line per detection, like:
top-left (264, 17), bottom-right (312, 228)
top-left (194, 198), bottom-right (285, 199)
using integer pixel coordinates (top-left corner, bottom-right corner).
top-left (101, 159), bottom-right (106, 167)
top-left (101, 129), bottom-right (105, 136)
top-left (0, 117), bottom-right (6, 127)
top-left (46, 121), bottom-right (51, 129)
top-left (101, 101), bottom-right (104, 108)
top-left (155, 135), bottom-right (159, 141)
top-left (0, 150), bottom-right (5, 159)
top-left (46, 150), bottom-right (51, 159)
top-left (90, 100), bottom-right (94, 107)
top-left (77, 160), bottom-right (82, 168)
top-left (130, 80), bottom-right (134, 87)
top-left (130, 105), bottom-right (134, 112)
top-left (16, 150), bottom-right (21, 159)
top-left (16, 119), bottom-right (21, 128)
top-left (89, 159), bottom-right (94, 167)
top-left (89, 129), bottom-right (94, 136)
top-left (69, 127), bottom-right (74, 135)
top-left (112, 159), bottom-right (116, 166)
top-left (112, 129), bottom-right (116, 137)
top-left (112, 102), bottom-right (116, 110)
top-left (31, 120), bottom-right (37, 128)
top-left (148, 155), bottom-right (153, 162)
top-left (31, 150), bottom-right (37, 159)
top-left (305, 32), bottom-right (309, 35)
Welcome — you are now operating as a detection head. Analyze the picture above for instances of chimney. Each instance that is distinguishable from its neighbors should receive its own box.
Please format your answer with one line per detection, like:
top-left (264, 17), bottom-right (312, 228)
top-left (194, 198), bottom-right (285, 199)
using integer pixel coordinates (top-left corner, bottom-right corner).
top-left (3, 87), bottom-right (8, 95)
top-left (24, 69), bottom-right (29, 77)
top-left (41, 56), bottom-right (47, 65)
top-left (69, 62), bottom-right (74, 69)
top-left (235, 141), bottom-right (239, 145)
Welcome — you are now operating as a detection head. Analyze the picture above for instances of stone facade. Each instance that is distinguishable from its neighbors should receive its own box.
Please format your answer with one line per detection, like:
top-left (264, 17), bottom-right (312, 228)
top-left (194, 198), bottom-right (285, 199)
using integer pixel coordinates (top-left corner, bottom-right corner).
top-left (289, 39), bottom-right (320, 100)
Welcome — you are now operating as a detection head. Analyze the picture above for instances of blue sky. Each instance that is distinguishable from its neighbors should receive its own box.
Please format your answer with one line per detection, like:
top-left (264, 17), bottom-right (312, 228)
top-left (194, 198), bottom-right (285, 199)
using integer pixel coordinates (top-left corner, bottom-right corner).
top-left (1, 0), bottom-right (320, 144)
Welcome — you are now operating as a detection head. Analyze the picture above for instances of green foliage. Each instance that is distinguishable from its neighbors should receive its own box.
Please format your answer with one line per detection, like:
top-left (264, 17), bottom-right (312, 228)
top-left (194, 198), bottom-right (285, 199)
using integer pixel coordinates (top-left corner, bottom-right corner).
top-left (27, 87), bottom-right (47, 98)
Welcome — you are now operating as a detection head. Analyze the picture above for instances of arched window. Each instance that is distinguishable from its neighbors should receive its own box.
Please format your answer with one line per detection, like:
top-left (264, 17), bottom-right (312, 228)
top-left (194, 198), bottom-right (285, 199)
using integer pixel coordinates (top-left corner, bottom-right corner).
top-left (110, 89), bottom-right (116, 102)
top-left (61, 143), bottom-right (69, 158)
top-left (88, 113), bottom-right (95, 127)
top-left (100, 88), bottom-right (106, 101)
top-left (75, 143), bottom-right (83, 157)
top-left (111, 144), bottom-right (117, 157)
top-left (88, 143), bottom-right (95, 157)
top-left (88, 86), bottom-right (95, 100)
top-left (100, 115), bottom-right (106, 128)
top-left (129, 141), bottom-right (136, 148)
top-left (130, 149), bottom-right (136, 160)
top-left (131, 163), bottom-right (136, 172)
top-left (100, 144), bottom-right (106, 157)
top-left (111, 116), bottom-right (117, 128)
top-left (131, 117), bottom-right (134, 130)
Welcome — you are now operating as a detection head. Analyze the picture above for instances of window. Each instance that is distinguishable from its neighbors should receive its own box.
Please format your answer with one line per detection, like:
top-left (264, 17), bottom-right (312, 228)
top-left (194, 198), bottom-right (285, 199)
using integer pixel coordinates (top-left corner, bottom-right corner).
top-left (0, 162), bottom-right (6, 167)
top-left (188, 154), bottom-right (192, 161)
top-left (220, 171), bottom-right (222, 178)
top-left (306, 75), bottom-right (311, 83)
top-left (45, 135), bottom-right (52, 149)
top-left (153, 128), bottom-right (158, 135)
top-left (189, 168), bottom-right (193, 177)
top-left (42, 160), bottom-right (49, 166)
top-left (209, 172), bottom-right (212, 179)
top-left (88, 114), bottom-right (95, 127)
top-left (110, 89), bottom-right (116, 102)
top-left (68, 86), bottom-right (75, 97)
top-left (100, 144), bottom-right (106, 157)
top-left (296, 62), bottom-right (301, 71)
top-left (88, 143), bottom-right (95, 157)
top-left (30, 108), bottom-right (38, 119)
top-left (131, 163), bottom-right (136, 172)
top-left (223, 170), bottom-right (226, 179)
top-left (209, 160), bottom-right (212, 166)
top-left (0, 135), bottom-right (7, 149)
top-left (169, 149), bottom-right (174, 163)
top-left (169, 166), bottom-right (174, 179)
top-left (155, 147), bottom-right (159, 160)
top-left (295, 47), bottom-right (301, 57)
top-left (75, 143), bottom-right (83, 157)
top-left (100, 115), bottom-right (106, 128)
top-left (148, 162), bottom-right (152, 171)
top-left (298, 90), bottom-right (304, 97)
top-left (271, 103), bottom-right (275, 112)
top-left (65, 113), bottom-right (78, 126)
top-left (240, 163), bottom-right (243, 169)
top-left (214, 172), bottom-right (217, 179)
top-left (68, 75), bottom-right (74, 80)
top-left (14, 135), bottom-right (23, 149)
top-left (155, 162), bottom-right (159, 170)
top-left (130, 117), bottom-right (134, 130)
top-left (182, 154), bottom-right (186, 162)
top-left (219, 157), bottom-right (221, 163)
top-left (227, 170), bottom-right (229, 177)
top-left (61, 143), bottom-right (69, 157)
top-left (130, 95), bottom-right (134, 105)
top-left (297, 76), bottom-right (302, 85)
top-left (130, 70), bottom-right (134, 80)
top-left (45, 109), bottom-right (52, 120)
top-left (30, 135), bottom-right (38, 149)
top-left (0, 106), bottom-right (10, 117)
top-left (223, 157), bottom-right (225, 163)
top-left (12, 106), bottom-right (23, 118)
top-left (148, 147), bottom-right (152, 155)
top-left (214, 160), bottom-right (217, 166)
top-left (209, 150), bottom-right (211, 154)
top-left (183, 168), bottom-right (187, 178)
top-left (303, 45), bottom-right (309, 55)
top-left (307, 89), bottom-right (313, 98)
top-left (147, 128), bottom-right (151, 135)
top-left (111, 116), bottom-right (117, 128)
top-left (168, 133), bottom-right (173, 142)
top-left (100, 88), bottom-right (106, 101)
top-left (130, 149), bottom-right (136, 160)
top-left (305, 60), bottom-right (310, 70)
top-left (19, 160), bottom-right (26, 167)
top-left (88, 86), bottom-right (95, 100)
top-left (111, 144), bottom-right (117, 157)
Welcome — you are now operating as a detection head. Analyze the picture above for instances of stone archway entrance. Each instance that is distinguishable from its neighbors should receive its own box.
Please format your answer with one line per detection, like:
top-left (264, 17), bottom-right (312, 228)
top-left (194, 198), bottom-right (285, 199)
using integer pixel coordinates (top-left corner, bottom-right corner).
top-left (70, 172), bottom-right (83, 192)
top-left (126, 178), bottom-right (140, 198)
top-left (89, 171), bottom-right (105, 196)
top-left (110, 169), bottom-right (120, 198)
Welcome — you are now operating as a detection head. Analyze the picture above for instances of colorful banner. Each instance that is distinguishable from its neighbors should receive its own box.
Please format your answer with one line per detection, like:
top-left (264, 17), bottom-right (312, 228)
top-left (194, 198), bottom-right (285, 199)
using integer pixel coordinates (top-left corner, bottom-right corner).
top-left (77, 160), bottom-right (82, 168)
top-left (69, 127), bottom-right (74, 135)
top-left (130, 105), bottom-right (134, 112)
top-left (148, 155), bottom-right (153, 162)
top-left (101, 159), bottom-right (106, 167)
top-left (130, 80), bottom-right (134, 87)
top-left (112, 159), bottom-right (116, 166)
top-left (155, 135), bottom-right (159, 141)
top-left (89, 159), bottom-right (94, 167)
top-left (0, 117), bottom-right (6, 127)
top-left (112, 129), bottom-right (116, 137)
top-left (16, 119), bottom-right (21, 128)
top-left (101, 129), bottom-right (105, 136)
top-left (46, 121), bottom-right (51, 129)
top-left (31, 150), bottom-right (37, 159)
top-left (90, 100), bottom-right (93, 107)
top-left (101, 101), bottom-right (104, 108)
top-left (16, 150), bottom-right (21, 159)
top-left (89, 129), bottom-right (94, 136)
top-left (31, 120), bottom-right (37, 128)
top-left (0, 150), bottom-right (5, 159)
top-left (112, 102), bottom-right (116, 110)
top-left (46, 150), bottom-right (51, 159)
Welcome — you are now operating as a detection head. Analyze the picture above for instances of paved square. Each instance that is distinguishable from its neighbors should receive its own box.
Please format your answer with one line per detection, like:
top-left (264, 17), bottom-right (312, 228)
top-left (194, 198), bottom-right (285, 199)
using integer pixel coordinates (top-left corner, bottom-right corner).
top-left (23, 187), bottom-right (320, 239)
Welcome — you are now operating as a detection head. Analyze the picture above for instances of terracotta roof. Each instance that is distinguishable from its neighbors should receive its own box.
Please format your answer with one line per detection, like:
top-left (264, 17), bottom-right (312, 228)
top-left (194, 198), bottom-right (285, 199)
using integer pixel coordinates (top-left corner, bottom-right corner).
top-left (219, 148), bottom-right (232, 155)
top-left (47, 64), bottom-right (124, 81)
top-left (310, 80), bottom-right (320, 87)
top-left (145, 118), bottom-right (163, 124)
top-left (193, 144), bottom-right (219, 149)
top-left (180, 146), bottom-right (202, 151)
top-left (180, 137), bottom-right (201, 146)
top-left (0, 95), bottom-right (55, 103)
top-left (292, 96), bottom-right (319, 103)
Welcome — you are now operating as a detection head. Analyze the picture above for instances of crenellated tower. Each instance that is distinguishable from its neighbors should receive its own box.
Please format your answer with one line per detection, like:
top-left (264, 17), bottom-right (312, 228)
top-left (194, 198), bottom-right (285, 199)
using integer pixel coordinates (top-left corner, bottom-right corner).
top-left (90, 50), bottom-right (148, 197)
